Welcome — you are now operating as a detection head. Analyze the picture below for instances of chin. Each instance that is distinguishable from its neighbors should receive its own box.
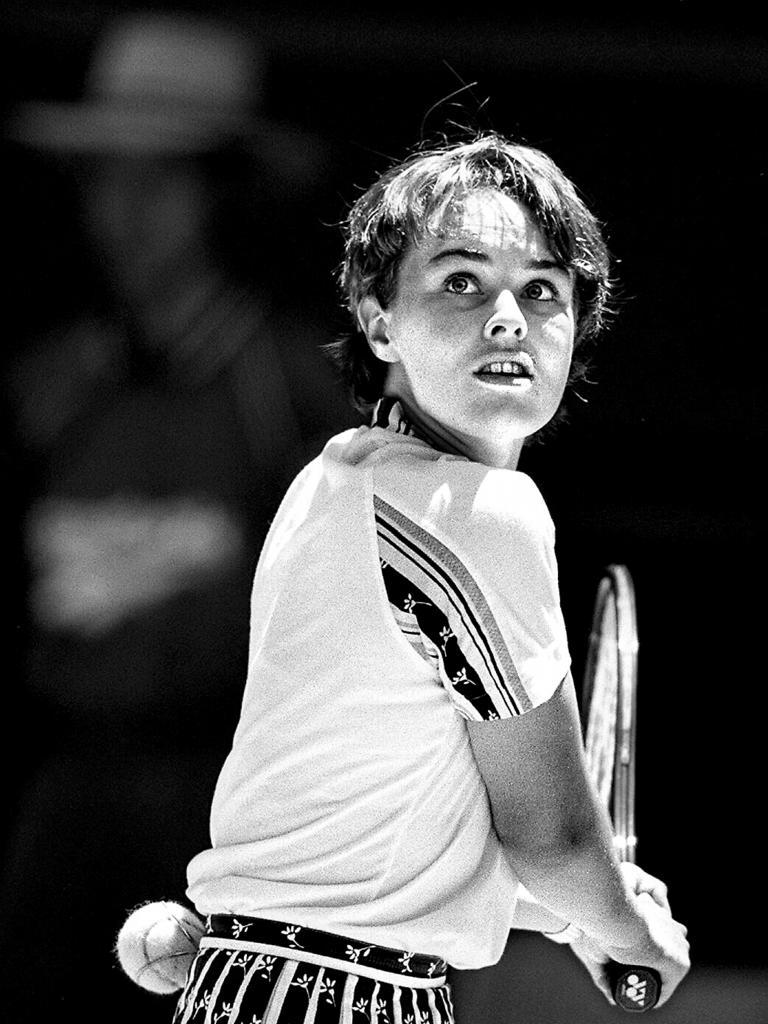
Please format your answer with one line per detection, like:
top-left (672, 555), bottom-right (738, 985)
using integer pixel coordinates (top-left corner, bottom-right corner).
top-left (485, 410), bottom-right (550, 441)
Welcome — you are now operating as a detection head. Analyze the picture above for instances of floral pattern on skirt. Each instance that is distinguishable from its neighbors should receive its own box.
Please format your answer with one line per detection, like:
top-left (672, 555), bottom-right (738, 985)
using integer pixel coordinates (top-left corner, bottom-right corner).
top-left (172, 916), bottom-right (454, 1024)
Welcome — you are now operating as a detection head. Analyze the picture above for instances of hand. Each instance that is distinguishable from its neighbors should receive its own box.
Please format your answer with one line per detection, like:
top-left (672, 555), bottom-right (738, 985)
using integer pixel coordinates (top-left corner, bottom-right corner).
top-left (569, 930), bottom-right (615, 1003)
top-left (541, 863), bottom-right (671, 961)
top-left (571, 891), bottom-right (689, 1009)
top-left (619, 861), bottom-right (671, 914)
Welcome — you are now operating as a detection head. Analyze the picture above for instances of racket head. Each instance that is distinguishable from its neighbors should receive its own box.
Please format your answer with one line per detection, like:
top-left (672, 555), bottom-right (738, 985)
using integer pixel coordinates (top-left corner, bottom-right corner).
top-left (582, 564), bottom-right (639, 863)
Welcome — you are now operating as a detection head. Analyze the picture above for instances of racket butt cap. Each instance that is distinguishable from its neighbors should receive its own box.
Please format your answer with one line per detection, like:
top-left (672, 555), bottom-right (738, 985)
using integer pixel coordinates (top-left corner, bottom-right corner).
top-left (607, 964), bottom-right (661, 1012)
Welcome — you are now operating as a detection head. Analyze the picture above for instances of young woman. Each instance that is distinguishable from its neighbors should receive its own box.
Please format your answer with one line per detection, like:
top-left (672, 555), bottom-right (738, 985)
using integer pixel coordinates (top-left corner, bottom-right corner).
top-left (170, 134), bottom-right (689, 1024)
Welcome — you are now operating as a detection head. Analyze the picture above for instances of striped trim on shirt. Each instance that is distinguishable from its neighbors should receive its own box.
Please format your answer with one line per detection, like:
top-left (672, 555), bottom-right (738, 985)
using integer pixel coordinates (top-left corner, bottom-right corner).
top-left (374, 494), bottom-right (532, 720)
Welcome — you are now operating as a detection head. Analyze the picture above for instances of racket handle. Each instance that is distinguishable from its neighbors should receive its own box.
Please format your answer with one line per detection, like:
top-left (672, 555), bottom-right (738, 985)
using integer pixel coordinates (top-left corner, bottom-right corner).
top-left (606, 963), bottom-right (661, 1012)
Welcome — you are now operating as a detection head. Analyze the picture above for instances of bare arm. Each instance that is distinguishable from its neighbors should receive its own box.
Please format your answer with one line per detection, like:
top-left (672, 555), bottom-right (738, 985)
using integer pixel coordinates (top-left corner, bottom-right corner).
top-left (467, 672), bottom-right (689, 1004)
top-left (468, 672), bottom-right (639, 942)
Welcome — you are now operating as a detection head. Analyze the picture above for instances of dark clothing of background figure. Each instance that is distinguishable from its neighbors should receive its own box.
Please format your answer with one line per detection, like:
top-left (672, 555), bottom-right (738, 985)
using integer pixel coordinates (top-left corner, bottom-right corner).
top-left (0, 280), bottom-right (355, 1020)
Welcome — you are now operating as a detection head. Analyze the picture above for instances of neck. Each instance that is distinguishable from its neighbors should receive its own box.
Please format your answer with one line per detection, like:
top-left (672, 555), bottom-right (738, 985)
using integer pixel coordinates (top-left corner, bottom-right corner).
top-left (390, 391), bottom-right (525, 470)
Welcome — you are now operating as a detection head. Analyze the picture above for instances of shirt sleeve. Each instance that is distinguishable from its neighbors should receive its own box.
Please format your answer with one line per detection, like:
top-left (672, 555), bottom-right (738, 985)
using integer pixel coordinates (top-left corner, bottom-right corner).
top-left (372, 456), bottom-right (570, 721)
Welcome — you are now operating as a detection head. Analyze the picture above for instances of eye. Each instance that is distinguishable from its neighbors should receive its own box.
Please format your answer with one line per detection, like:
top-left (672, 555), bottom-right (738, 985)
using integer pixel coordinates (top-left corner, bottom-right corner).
top-left (523, 280), bottom-right (557, 301)
top-left (445, 273), bottom-right (480, 295)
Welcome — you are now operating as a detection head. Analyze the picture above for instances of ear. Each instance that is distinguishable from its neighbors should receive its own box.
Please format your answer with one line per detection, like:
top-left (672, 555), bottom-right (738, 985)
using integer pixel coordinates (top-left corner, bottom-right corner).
top-left (357, 296), bottom-right (401, 365)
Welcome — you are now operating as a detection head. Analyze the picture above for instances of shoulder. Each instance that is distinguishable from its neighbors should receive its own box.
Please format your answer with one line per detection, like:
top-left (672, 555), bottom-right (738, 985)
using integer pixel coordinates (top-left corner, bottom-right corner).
top-left (324, 427), bottom-right (556, 557)
top-left (374, 455), bottom-right (568, 716)
top-left (455, 463), bottom-right (552, 534)
top-left (373, 452), bottom-right (554, 550)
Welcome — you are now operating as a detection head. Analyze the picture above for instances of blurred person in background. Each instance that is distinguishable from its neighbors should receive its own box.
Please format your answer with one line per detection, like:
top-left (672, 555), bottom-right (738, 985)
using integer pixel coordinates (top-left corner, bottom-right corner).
top-left (0, 11), bottom-right (352, 1018)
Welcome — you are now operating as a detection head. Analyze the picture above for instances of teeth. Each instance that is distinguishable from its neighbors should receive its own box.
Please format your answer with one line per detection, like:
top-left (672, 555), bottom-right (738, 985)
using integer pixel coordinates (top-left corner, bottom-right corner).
top-left (481, 359), bottom-right (530, 376)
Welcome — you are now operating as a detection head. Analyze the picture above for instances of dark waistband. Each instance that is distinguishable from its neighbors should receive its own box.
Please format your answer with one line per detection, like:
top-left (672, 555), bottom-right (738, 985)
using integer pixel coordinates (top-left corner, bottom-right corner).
top-left (206, 914), bottom-right (448, 981)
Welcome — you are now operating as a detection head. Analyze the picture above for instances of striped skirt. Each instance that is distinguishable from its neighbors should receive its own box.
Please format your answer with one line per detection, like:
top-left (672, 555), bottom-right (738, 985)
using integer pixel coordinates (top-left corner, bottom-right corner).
top-left (172, 915), bottom-right (455, 1024)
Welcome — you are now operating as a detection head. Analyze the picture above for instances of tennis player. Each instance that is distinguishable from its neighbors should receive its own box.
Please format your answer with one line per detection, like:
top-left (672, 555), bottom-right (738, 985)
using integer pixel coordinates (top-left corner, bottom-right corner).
top-left (174, 134), bottom-right (689, 1023)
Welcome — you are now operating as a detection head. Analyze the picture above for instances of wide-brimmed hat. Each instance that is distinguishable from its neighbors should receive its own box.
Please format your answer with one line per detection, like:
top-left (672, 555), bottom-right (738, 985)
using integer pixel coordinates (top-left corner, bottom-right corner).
top-left (7, 12), bottom-right (324, 180)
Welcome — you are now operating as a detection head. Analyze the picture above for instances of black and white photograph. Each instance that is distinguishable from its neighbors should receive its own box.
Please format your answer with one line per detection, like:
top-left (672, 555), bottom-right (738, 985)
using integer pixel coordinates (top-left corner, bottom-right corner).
top-left (1, 3), bottom-right (765, 1021)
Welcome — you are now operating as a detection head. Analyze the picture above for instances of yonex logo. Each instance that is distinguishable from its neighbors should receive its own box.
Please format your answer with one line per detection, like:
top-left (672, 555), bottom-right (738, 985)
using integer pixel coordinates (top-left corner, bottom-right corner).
top-left (623, 973), bottom-right (648, 1006)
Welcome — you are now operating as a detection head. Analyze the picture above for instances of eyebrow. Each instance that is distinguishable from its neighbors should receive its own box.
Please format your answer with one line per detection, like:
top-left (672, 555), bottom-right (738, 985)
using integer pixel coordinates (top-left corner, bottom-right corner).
top-left (427, 247), bottom-right (488, 265)
top-left (427, 247), bottom-right (568, 273)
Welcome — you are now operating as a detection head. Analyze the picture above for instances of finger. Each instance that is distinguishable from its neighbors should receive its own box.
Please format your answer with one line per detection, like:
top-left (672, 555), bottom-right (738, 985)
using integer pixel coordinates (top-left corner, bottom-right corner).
top-left (647, 883), bottom-right (671, 913)
top-left (623, 865), bottom-right (671, 912)
top-left (654, 974), bottom-right (683, 1010)
top-left (570, 941), bottom-right (615, 1004)
top-left (636, 890), bottom-right (671, 920)
top-left (578, 957), bottom-right (615, 1004)
top-left (590, 965), bottom-right (616, 1005)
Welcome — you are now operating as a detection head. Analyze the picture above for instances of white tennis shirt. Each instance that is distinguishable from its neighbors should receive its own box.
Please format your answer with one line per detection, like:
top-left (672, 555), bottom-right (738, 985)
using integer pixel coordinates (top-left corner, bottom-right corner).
top-left (186, 399), bottom-right (571, 968)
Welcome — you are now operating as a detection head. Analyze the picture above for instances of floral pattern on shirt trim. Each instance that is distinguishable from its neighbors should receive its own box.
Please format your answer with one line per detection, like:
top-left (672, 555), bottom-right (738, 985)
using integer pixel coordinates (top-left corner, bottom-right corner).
top-left (378, 556), bottom-right (498, 720)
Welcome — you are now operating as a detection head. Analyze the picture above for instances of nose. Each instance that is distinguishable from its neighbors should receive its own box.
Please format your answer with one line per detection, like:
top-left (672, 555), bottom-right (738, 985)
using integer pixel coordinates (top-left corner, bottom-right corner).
top-left (483, 289), bottom-right (527, 342)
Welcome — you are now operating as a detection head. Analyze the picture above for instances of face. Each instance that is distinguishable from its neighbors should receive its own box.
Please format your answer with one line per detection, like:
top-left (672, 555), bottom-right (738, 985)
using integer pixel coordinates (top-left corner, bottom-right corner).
top-left (360, 189), bottom-right (576, 468)
top-left (81, 156), bottom-right (211, 298)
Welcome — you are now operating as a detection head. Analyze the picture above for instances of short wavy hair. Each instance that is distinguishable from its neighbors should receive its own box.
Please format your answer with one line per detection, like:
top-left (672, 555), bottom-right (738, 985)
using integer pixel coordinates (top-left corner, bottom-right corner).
top-left (329, 132), bottom-right (614, 421)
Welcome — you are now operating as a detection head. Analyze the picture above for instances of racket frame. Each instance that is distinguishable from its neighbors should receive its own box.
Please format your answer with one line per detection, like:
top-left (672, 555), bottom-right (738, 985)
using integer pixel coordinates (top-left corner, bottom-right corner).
top-left (582, 565), bottom-right (659, 1013)
top-left (582, 564), bottom-right (639, 864)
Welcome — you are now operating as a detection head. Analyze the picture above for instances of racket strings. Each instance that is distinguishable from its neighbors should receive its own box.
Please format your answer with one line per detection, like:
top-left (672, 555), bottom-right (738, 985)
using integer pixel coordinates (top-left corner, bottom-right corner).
top-left (582, 567), bottom-right (638, 863)
top-left (584, 587), bottom-right (619, 809)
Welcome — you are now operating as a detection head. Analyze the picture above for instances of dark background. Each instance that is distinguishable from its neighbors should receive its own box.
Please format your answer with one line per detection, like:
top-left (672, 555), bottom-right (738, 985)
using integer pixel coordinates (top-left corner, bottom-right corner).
top-left (1, 2), bottom-right (765, 1021)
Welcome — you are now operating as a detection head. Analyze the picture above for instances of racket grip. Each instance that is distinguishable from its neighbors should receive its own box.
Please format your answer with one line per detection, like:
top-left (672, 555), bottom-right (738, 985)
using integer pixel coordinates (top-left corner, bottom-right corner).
top-left (606, 963), bottom-right (661, 1012)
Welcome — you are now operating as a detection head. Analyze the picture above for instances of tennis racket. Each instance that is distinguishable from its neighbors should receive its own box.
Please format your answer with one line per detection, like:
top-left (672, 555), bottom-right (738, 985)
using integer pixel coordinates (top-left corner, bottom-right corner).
top-left (582, 564), bottom-right (661, 1013)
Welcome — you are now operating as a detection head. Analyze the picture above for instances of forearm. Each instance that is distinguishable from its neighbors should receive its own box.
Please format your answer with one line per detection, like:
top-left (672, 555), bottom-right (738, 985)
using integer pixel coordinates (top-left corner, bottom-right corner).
top-left (467, 678), bottom-right (652, 948)
top-left (503, 822), bottom-right (648, 950)
top-left (511, 883), bottom-right (568, 933)
top-left (468, 676), bottom-right (688, 1003)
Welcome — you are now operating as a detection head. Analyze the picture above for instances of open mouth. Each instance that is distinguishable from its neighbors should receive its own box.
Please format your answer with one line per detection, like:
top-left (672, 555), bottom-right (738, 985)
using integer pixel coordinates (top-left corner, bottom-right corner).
top-left (475, 352), bottom-right (535, 385)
